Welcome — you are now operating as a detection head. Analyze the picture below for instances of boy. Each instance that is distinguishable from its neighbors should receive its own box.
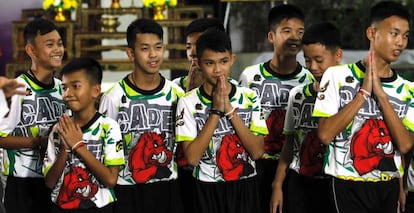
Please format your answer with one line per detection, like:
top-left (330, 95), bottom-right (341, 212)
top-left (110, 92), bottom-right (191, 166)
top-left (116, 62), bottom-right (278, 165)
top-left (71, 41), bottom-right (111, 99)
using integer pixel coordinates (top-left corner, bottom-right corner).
top-left (313, 1), bottom-right (414, 213)
top-left (238, 4), bottom-right (314, 212)
top-left (270, 22), bottom-right (342, 213)
top-left (172, 17), bottom-right (225, 92)
top-left (0, 18), bottom-right (66, 213)
top-left (43, 57), bottom-right (125, 212)
top-left (175, 29), bottom-right (268, 213)
top-left (172, 17), bottom-right (225, 213)
top-left (99, 18), bottom-right (185, 213)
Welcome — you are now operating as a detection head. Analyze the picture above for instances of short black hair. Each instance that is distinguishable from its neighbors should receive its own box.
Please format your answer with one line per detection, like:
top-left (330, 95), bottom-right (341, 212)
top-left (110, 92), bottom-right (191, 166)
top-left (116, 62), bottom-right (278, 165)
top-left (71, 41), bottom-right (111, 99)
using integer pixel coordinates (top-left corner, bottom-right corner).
top-left (196, 29), bottom-right (232, 59)
top-left (184, 18), bottom-right (225, 37)
top-left (60, 57), bottom-right (103, 85)
top-left (23, 18), bottom-right (59, 45)
top-left (268, 4), bottom-right (304, 31)
top-left (126, 18), bottom-right (163, 49)
top-left (369, 1), bottom-right (410, 25)
top-left (302, 22), bottom-right (341, 51)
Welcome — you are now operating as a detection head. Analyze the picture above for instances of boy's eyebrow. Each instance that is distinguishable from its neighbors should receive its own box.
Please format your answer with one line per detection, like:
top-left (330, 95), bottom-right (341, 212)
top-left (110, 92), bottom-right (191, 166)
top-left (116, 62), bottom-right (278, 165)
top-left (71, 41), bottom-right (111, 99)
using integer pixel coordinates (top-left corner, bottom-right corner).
top-left (201, 56), bottom-right (230, 62)
top-left (62, 79), bottom-right (81, 85)
top-left (43, 38), bottom-right (61, 43)
top-left (138, 41), bottom-right (163, 46)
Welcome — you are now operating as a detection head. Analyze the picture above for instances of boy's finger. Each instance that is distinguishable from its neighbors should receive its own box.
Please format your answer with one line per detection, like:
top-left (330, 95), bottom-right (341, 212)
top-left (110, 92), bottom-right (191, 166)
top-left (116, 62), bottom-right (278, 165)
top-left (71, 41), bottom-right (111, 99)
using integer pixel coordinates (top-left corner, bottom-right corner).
top-left (220, 75), bottom-right (226, 91)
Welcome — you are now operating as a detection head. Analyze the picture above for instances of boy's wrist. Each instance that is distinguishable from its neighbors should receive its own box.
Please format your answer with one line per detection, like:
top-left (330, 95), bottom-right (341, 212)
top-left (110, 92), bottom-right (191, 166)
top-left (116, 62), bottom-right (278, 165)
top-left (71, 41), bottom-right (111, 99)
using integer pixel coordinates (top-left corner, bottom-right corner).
top-left (210, 109), bottom-right (225, 117)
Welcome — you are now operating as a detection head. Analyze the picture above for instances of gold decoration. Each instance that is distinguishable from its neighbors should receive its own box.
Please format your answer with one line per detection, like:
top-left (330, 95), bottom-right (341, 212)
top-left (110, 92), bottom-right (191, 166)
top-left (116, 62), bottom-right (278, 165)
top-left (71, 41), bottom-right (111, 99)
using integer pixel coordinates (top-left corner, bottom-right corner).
top-left (152, 5), bottom-right (166, 20)
top-left (111, 0), bottom-right (121, 9)
top-left (101, 16), bottom-right (120, 33)
top-left (143, 0), bottom-right (177, 20)
top-left (54, 7), bottom-right (67, 22)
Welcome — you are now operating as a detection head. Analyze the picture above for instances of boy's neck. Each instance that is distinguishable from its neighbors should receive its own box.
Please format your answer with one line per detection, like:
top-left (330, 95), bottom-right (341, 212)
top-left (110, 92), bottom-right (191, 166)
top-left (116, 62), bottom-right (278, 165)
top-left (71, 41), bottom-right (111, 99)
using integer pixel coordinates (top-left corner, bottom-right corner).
top-left (361, 56), bottom-right (393, 78)
top-left (29, 68), bottom-right (54, 85)
top-left (270, 55), bottom-right (298, 75)
top-left (72, 106), bottom-right (97, 128)
top-left (130, 70), bottom-right (161, 91)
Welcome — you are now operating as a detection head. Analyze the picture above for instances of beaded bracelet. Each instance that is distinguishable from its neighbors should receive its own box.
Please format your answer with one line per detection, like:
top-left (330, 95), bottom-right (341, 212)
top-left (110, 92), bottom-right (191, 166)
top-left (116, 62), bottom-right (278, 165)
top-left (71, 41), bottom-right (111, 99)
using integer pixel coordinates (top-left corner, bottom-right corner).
top-left (71, 140), bottom-right (86, 152)
top-left (359, 88), bottom-right (371, 97)
top-left (73, 142), bottom-right (86, 152)
top-left (210, 109), bottom-right (225, 117)
top-left (226, 107), bottom-right (239, 120)
top-left (358, 89), bottom-right (369, 101)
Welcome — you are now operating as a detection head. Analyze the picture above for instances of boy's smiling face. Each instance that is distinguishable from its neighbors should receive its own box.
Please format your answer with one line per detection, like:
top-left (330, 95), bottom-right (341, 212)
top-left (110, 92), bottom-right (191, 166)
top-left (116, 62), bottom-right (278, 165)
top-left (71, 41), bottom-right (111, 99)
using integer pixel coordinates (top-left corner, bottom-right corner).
top-left (30, 30), bottom-right (64, 70)
top-left (268, 18), bottom-right (305, 57)
top-left (126, 33), bottom-right (165, 75)
top-left (61, 70), bottom-right (100, 113)
top-left (303, 43), bottom-right (342, 81)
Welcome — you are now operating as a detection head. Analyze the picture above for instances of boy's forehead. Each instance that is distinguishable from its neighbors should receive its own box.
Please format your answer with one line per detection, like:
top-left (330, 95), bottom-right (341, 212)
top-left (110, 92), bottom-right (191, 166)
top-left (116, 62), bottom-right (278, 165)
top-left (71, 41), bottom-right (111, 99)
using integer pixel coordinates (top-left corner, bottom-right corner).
top-left (62, 69), bottom-right (87, 81)
top-left (35, 30), bottom-right (61, 41)
top-left (276, 18), bottom-right (304, 28)
top-left (376, 16), bottom-right (410, 31)
top-left (135, 33), bottom-right (162, 42)
top-left (201, 49), bottom-right (231, 59)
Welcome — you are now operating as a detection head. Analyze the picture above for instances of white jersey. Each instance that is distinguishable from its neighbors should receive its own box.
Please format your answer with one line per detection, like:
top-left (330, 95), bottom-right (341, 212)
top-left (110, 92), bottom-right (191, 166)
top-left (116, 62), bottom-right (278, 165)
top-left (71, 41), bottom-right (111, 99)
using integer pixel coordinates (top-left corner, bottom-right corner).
top-left (313, 62), bottom-right (414, 181)
top-left (175, 83), bottom-right (268, 182)
top-left (99, 75), bottom-right (185, 185)
top-left (0, 73), bottom-right (65, 178)
top-left (284, 83), bottom-right (326, 177)
top-left (172, 76), bottom-right (188, 91)
top-left (43, 113), bottom-right (125, 209)
top-left (239, 61), bottom-right (314, 159)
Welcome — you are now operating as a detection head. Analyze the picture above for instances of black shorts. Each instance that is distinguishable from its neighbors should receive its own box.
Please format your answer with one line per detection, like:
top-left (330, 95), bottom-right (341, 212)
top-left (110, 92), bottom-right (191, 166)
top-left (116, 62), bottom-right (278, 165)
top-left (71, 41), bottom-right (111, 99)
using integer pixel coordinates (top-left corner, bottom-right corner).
top-left (50, 203), bottom-right (113, 213)
top-left (177, 167), bottom-right (195, 213)
top-left (113, 180), bottom-right (183, 213)
top-left (285, 170), bottom-right (335, 213)
top-left (4, 176), bottom-right (52, 213)
top-left (256, 158), bottom-right (279, 213)
top-left (331, 177), bottom-right (399, 213)
top-left (194, 176), bottom-right (260, 213)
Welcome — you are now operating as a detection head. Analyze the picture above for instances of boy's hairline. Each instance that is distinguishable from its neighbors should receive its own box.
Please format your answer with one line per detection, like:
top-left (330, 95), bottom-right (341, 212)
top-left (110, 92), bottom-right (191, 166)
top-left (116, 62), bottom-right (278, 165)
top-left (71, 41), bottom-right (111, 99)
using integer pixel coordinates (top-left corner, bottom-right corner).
top-left (269, 17), bottom-right (305, 31)
top-left (62, 68), bottom-right (100, 86)
top-left (25, 29), bottom-right (61, 45)
top-left (127, 32), bottom-right (163, 48)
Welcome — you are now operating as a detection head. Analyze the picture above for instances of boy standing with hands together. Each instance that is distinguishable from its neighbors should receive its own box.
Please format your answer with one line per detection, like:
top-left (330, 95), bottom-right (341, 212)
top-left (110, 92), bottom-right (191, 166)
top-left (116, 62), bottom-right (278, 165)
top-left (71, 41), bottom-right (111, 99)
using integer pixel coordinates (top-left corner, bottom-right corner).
top-left (43, 57), bottom-right (125, 212)
top-left (313, 1), bottom-right (414, 212)
top-left (176, 29), bottom-right (268, 213)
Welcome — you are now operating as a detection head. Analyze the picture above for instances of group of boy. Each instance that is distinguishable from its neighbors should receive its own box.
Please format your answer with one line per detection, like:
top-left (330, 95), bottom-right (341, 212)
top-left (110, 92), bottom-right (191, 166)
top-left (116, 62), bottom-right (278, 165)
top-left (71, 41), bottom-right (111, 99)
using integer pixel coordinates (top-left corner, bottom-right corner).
top-left (0, 1), bottom-right (413, 213)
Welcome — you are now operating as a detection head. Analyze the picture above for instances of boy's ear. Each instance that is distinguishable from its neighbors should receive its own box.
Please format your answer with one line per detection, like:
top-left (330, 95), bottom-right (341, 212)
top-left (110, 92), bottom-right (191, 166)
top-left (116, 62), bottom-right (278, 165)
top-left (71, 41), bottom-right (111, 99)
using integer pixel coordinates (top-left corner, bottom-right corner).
top-left (335, 49), bottom-right (343, 64)
top-left (25, 44), bottom-right (36, 58)
top-left (92, 84), bottom-right (101, 99)
top-left (230, 54), bottom-right (237, 66)
top-left (366, 26), bottom-right (376, 42)
top-left (126, 48), bottom-right (134, 62)
top-left (267, 31), bottom-right (275, 43)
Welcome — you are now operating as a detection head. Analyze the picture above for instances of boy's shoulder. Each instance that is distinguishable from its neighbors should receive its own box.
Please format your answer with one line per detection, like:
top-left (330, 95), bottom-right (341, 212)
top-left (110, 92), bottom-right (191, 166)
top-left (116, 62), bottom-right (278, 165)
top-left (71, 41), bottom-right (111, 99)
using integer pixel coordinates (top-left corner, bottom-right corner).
top-left (323, 63), bottom-right (358, 79)
top-left (241, 63), bottom-right (264, 74)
